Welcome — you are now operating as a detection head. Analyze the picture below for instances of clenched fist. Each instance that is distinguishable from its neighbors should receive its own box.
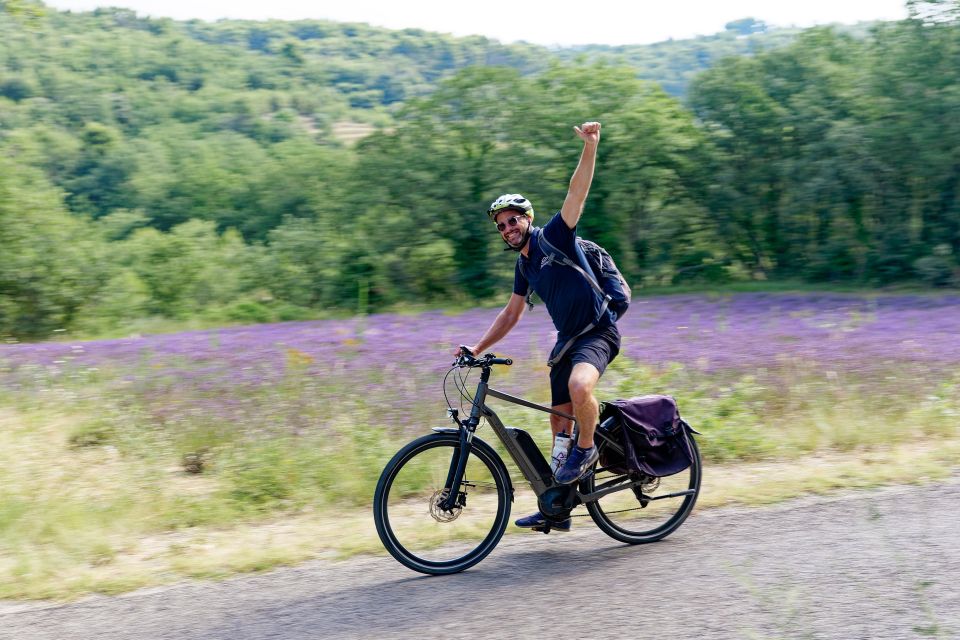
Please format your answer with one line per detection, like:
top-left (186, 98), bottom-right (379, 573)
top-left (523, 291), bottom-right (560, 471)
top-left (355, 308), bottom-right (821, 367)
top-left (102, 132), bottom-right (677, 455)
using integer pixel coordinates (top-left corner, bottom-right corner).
top-left (574, 121), bottom-right (601, 145)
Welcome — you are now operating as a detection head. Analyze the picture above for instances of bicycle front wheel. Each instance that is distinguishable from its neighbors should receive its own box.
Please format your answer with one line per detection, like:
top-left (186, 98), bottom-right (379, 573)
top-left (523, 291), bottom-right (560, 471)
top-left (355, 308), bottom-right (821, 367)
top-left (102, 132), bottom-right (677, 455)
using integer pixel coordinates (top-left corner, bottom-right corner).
top-left (584, 434), bottom-right (701, 544)
top-left (373, 432), bottom-right (511, 575)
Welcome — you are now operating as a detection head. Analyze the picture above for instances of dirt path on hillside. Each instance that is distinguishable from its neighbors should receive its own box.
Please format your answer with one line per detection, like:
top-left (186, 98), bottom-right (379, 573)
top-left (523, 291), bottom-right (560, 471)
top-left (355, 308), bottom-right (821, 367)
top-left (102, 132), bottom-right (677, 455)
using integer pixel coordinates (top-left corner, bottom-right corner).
top-left (3, 479), bottom-right (958, 640)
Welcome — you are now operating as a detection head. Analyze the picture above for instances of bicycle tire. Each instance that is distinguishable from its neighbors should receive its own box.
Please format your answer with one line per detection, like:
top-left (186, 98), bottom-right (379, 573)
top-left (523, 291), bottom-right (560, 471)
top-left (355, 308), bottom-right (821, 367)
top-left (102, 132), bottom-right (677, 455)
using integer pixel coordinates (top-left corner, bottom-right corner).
top-left (373, 432), bottom-right (512, 575)
top-left (584, 434), bottom-right (701, 544)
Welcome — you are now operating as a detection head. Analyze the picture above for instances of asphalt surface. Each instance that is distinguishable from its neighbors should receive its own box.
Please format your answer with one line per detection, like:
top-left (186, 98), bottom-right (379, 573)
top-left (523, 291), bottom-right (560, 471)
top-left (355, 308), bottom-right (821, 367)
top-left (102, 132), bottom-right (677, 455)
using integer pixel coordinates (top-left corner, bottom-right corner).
top-left (3, 479), bottom-right (959, 640)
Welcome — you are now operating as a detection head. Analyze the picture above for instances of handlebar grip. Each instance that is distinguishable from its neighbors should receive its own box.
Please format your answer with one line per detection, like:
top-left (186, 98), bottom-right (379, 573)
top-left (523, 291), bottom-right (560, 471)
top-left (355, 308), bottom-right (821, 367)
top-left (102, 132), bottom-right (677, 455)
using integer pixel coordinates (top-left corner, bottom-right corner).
top-left (453, 352), bottom-right (511, 367)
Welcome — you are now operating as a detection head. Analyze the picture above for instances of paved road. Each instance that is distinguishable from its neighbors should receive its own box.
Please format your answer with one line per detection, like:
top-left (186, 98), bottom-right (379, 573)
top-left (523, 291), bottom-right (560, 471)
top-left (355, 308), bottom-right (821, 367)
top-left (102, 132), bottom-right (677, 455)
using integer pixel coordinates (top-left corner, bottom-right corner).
top-left (4, 480), bottom-right (959, 640)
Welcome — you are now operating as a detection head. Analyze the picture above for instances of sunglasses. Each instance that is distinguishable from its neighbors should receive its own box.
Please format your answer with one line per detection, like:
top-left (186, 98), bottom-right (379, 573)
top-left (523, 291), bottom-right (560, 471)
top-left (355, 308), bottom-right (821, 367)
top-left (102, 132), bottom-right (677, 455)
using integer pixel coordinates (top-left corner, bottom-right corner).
top-left (495, 215), bottom-right (525, 232)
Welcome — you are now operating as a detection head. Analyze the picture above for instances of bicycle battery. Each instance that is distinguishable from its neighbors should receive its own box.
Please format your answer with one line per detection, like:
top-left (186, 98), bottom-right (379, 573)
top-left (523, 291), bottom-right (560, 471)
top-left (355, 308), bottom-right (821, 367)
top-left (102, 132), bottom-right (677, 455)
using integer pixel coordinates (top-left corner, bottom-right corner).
top-left (505, 428), bottom-right (553, 483)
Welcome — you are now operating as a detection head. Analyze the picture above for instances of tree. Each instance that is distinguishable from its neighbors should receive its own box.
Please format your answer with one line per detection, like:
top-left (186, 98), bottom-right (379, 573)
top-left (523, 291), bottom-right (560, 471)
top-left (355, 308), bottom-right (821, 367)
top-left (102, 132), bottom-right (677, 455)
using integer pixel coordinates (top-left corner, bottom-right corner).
top-left (349, 66), bottom-right (534, 304)
top-left (116, 220), bottom-right (256, 318)
top-left (725, 18), bottom-right (768, 36)
top-left (0, 0), bottom-right (44, 21)
top-left (64, 122), bottom-right (136, 218)
top-left (346, 63), bottom-right (715, 303)
top-left (0, 158), bottom-right (105, 337)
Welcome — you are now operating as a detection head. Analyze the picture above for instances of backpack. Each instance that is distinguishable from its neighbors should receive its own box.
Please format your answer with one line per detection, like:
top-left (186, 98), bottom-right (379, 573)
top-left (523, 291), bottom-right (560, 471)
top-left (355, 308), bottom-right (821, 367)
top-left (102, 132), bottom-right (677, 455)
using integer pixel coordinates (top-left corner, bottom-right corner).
top-left (518, 228), bottom-right (632, 367)
top-left (575, 238), bottom-right (632, 320)
top-left (598, 395), bottom-right (696, 477)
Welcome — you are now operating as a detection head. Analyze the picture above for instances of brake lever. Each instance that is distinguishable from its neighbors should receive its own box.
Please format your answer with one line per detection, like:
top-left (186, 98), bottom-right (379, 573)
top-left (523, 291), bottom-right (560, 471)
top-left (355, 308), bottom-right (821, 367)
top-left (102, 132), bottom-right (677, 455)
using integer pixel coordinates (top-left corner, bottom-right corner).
top-left (454, 345), bottom-right (477, 367)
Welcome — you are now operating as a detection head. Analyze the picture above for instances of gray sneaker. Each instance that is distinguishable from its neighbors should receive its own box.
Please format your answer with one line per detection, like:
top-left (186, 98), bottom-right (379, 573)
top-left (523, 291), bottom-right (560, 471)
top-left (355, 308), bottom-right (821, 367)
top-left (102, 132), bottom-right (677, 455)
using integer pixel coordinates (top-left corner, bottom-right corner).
top-left (514, 511), bottom-right (572, 532)
top-left (554, 445), bottom-right (599, 484)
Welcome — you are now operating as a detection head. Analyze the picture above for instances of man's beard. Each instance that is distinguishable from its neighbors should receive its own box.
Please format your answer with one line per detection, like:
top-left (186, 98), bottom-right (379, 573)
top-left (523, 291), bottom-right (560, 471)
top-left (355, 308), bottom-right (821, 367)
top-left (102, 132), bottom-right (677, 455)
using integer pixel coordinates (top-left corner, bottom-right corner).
top-left (502, 227), bottom-right (531, 252)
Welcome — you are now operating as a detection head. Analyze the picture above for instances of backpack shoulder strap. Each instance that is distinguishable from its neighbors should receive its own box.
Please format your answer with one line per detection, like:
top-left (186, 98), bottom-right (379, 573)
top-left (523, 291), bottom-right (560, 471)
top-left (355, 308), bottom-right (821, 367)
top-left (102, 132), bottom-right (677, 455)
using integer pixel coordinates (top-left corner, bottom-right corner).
top-left (537, 231), bottom-right (606, 299)
top-left (516, 229), bottom-right (539, 310)
top-left (516, 254), bottom-right (534, 310)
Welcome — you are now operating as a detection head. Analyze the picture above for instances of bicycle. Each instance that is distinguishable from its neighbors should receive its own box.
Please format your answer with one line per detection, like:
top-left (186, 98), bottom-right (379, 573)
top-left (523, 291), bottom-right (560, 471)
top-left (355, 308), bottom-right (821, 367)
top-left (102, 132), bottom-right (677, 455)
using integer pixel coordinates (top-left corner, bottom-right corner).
top-left (373, 351), bottom-right (702, 575)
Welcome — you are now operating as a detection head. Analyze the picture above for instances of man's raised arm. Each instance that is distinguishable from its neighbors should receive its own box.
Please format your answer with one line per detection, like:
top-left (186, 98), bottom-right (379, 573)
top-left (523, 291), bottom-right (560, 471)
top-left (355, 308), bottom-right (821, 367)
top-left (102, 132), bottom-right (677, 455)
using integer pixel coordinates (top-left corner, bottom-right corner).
top-left (560, 121), bottom-right (601, 229)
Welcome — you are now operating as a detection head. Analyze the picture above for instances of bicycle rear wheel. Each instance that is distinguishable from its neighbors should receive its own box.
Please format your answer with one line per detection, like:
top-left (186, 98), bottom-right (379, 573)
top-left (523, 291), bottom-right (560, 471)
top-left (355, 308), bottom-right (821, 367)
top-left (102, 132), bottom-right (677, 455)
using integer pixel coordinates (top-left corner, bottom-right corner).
top-left (373, 432), bottom-right (511, 574)
top-left (584, 434), bottom-right (701, 544)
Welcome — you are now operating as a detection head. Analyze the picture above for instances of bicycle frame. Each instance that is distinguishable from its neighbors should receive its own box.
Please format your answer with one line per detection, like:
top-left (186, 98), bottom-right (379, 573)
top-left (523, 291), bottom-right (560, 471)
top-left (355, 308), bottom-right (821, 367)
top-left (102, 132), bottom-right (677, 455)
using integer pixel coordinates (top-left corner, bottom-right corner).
top-left (437, 362), bottom-right (646, 514)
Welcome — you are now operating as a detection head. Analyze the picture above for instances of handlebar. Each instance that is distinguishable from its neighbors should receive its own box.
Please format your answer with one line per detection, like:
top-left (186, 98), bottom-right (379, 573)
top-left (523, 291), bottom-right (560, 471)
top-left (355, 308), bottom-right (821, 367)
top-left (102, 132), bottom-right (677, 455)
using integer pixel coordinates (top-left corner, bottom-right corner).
top-left (455, 347), bottom-right (513, 368)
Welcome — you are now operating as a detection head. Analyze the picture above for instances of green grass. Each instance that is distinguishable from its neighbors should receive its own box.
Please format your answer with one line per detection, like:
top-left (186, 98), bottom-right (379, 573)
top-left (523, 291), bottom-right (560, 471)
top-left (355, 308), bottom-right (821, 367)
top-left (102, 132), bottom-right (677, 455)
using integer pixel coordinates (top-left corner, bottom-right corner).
top-left (0, 358), bottom-right (958, 600)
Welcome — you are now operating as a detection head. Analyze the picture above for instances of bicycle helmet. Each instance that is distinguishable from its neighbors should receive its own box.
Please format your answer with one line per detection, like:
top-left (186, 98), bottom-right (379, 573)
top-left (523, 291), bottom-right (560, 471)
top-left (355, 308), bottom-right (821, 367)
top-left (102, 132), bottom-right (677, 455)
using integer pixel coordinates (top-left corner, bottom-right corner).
top-left (487, 194), bottom-right (535, 221)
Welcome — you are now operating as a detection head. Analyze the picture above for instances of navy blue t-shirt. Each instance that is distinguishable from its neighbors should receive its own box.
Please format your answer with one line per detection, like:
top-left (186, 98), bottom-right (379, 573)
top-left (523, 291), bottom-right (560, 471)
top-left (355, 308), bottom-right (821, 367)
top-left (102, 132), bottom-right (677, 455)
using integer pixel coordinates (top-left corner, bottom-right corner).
top-left (514, 212), bottom-right (616, 344)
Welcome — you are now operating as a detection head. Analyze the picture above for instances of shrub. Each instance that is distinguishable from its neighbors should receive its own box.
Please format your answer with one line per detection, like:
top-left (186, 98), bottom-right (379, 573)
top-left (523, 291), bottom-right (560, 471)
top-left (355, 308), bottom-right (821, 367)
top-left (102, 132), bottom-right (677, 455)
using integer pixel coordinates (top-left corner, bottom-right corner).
top-left (68, 420), bottom-right (115, 448)
top-left (913, 248), bottom-right (956, 288)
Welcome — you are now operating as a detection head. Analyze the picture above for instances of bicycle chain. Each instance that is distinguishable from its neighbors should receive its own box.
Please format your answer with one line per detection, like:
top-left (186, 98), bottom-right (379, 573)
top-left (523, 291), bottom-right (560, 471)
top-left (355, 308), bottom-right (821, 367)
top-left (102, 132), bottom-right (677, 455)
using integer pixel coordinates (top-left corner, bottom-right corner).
top-left (506, 474), bottom-right (654, 517)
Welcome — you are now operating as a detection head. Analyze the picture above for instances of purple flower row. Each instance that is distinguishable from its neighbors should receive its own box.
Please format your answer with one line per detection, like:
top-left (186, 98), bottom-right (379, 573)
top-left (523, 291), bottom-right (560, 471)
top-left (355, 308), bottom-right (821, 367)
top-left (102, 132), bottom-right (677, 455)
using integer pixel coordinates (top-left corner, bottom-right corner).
top-left (2, 292), bottom-right (956, 437)
top-left (3, 293), bottom-right (959, 377)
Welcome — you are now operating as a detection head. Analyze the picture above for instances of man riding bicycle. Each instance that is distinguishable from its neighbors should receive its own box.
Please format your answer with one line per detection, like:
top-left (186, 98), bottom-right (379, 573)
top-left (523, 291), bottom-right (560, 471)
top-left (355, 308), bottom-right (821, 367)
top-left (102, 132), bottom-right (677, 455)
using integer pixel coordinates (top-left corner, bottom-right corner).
top-left (454, 121), bottom-right (620, 532)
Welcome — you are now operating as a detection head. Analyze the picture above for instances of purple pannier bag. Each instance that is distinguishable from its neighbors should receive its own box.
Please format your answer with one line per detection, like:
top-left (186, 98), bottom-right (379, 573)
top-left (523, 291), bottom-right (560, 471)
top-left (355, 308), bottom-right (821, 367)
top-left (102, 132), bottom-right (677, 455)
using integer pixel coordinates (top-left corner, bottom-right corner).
top-left (599, 395), bottom-right (694, 477)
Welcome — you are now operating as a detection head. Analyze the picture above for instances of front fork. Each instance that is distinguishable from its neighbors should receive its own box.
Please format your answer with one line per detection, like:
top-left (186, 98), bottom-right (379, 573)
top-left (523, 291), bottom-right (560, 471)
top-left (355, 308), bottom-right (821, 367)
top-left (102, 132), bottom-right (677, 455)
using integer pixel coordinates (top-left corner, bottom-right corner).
top-left (439, 407), bottom-right (478, 513)
top-left (439, 364), bottom-right (493, 513)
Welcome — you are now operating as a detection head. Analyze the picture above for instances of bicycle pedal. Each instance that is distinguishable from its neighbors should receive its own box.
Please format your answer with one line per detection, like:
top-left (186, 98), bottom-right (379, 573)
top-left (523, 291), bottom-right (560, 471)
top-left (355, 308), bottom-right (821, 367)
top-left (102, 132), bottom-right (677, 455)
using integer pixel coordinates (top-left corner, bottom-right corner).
top-left (532, 525), bottom-right (552, 534)
top-left (631, 486), bottom-right (651, 508)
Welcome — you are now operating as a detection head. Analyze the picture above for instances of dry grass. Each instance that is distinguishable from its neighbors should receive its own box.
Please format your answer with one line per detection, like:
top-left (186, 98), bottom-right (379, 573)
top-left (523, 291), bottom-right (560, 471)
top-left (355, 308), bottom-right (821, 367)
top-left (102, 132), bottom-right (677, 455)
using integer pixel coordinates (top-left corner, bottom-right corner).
top-left (1, 403), bottom-right (957, 601)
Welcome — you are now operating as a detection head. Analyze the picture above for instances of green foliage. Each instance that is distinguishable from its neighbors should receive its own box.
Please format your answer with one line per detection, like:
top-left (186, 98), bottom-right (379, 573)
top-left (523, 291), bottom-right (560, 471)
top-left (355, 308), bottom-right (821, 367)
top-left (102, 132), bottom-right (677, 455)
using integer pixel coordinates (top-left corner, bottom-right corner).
top-left (224, 440), bottom-right (298, 507)
top-left (67, 419), bottom-right (115, 448)
top-left (555, 22), bottom-right (802, 97)
top-left (604, 357), bottom-right (960, 465)
top-left (0, 158), bottom-right (104, 337)
top-left (690, 20), bottom-right (960, 284)
top-left (1, 7), bottom-right (959, 339)
top-left (222, 425), bottom-right (400, 510)
top-left (606, 362), bottom-right (776, 462)
top-left (0, 0), bottom-right (44, 21)
top-left (345, 63), bottom-right (714, 307)
top-left (913, 247), bottom-right (957, 287)
top-left (0, 75), bottom-right (33, 100)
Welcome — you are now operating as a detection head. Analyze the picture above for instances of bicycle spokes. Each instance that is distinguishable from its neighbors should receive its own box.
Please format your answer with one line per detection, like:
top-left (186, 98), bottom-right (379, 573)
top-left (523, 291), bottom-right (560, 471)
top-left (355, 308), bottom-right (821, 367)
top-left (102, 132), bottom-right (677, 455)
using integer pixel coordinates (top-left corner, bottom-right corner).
top-left (375, 434), bottom-right (510, 572)
top-left (585, 436), bottom-right (701, 544)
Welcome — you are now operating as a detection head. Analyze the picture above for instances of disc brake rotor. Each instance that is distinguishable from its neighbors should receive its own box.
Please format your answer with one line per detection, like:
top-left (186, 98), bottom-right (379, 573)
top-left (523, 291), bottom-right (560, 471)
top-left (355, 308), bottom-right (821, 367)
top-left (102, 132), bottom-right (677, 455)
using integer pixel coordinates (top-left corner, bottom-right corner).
top-left (429, 488), bottom-right (463, 522)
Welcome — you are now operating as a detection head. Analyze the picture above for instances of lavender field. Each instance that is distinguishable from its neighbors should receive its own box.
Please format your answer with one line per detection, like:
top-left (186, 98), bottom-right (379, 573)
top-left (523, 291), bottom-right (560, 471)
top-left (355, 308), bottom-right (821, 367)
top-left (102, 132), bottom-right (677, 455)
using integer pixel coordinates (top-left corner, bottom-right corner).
top-left (1, 291), bottom-right (959, 454)
top-left (3, 292), bottom-right (959, 437)
top-left (5, 292), bottom-right (960, 384)
top-left (1, 292), bottom-right (959, 598)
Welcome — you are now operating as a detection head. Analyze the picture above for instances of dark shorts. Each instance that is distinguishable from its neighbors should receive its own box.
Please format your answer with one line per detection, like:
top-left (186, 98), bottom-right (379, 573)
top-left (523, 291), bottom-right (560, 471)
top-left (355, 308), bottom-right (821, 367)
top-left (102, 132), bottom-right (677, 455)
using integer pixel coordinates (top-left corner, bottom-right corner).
top-left (549, 325), bottom-right (621, 406)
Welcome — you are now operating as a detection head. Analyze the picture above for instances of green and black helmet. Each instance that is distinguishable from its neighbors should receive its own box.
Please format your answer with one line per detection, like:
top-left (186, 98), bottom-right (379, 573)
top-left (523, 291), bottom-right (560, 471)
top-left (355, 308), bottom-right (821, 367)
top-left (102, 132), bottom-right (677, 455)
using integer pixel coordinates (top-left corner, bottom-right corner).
top-left (487, 194), bottom-right (534, 221)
